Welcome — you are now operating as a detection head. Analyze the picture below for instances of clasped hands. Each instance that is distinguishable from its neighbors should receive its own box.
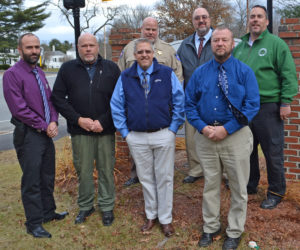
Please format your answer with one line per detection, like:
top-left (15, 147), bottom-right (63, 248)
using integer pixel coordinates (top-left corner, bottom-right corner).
top-left (47, 121), bottom-right (58, 138)
top-left (202, 125), bottom-right (228, 141)
top-left (78, 117), bottom-right (103, 133)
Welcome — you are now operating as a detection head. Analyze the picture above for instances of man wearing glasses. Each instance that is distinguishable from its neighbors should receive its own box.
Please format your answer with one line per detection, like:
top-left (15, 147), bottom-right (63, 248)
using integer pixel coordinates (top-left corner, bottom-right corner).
top-left (111, 38), bottom-right (185, 237)
top-left (118, 16), bottom-right (183, 187)
top-left (178, 8), bottom-right (214, 184)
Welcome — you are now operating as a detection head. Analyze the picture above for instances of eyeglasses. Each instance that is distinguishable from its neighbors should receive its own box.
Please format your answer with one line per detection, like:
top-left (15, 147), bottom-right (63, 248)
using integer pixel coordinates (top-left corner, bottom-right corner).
top-left (193, 15), bottom-right (209, 21)
top-left (136, 50), bottom-right (153, 55)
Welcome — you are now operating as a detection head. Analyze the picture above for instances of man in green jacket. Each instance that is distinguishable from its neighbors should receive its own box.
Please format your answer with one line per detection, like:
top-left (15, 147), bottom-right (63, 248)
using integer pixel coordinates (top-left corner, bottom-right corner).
top-left (233, 5), bottom-right (298, 209)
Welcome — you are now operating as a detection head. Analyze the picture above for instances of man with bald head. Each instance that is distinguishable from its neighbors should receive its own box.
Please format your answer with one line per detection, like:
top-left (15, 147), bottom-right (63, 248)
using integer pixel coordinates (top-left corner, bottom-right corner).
top-left (178, 7), bottom-right (214, 184)
top-left (52, 33), bottom-right (120, 225)
top-left (118, 16), bottom-right (183, 187)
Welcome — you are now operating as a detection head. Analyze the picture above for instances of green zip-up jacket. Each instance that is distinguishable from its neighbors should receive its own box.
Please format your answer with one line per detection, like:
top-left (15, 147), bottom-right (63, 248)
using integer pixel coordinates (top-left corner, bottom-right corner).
top-left (233, 29), bottom-right (298, 104)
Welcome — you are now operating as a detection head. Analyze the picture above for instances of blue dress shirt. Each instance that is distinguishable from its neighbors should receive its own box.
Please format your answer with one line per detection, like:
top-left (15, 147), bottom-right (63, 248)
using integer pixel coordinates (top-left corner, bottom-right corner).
top-left (185, 55), bottom-right (260, 135)
top-left (111, 62), bottom-right (185, 138)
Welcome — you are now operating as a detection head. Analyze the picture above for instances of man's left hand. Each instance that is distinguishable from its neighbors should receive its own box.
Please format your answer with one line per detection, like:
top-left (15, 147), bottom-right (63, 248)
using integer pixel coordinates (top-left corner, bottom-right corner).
top-left (47, 122), bottom-right (58, 138)
top-left (280, 105), bottom-right (291, 120)
top-left (92, 120), bottom-right (103, 133)
top-left (210, 126), bottom-right (228, 141)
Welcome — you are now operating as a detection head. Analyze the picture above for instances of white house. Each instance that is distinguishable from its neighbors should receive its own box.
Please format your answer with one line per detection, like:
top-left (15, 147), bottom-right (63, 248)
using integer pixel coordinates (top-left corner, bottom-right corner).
top-left (44, 50), bottom-right (66, 69)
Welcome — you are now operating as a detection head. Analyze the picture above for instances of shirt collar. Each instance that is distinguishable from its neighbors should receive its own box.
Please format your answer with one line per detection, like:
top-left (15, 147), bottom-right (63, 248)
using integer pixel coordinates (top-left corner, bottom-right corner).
top-left (19, 59), bottom-right (38, 73)
top-left (212, 55), bottom-right (234, 71)
top-left (195, 28), bottom-right (212, 42)
top-left (137, 62), bottom-right (154, 77)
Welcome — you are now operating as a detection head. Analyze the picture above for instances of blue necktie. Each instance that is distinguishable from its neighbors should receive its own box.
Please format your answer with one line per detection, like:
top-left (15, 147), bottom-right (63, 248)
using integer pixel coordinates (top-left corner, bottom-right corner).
top-left (218, 65), bottom-right (248, 125)
top-left (32, 69), bottom-right (50, 124)
top-left (142, 71), bottom-right (149, 98)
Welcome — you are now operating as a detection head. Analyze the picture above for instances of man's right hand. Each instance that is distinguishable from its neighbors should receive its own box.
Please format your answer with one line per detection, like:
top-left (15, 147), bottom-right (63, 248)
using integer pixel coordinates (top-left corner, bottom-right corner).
top-left (202, 126), bottom-right (215, 138)
top-left (78, 117), bottom-right (94, 131)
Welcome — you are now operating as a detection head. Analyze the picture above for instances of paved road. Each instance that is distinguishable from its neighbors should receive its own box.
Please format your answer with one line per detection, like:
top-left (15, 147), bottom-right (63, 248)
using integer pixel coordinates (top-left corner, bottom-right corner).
top-left (0, 73), bottom-right (68, 151)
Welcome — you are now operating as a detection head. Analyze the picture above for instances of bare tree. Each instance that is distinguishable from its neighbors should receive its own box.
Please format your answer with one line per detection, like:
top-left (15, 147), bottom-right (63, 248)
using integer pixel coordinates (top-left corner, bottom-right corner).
top-left (230, 0), bottom-right (247, 38)
top-left (275, 0), bottom-right (300, 18)
top-left (49, 0), bottom-right (122, 35)
top-left (155, 0), bottom-right (233, 42)
top-left (113, 5), bottom-right (153, 29)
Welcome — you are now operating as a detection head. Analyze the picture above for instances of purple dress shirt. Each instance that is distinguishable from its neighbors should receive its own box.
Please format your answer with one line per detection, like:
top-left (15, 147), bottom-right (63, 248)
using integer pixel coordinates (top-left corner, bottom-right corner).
top-left (3, 59), bottom-right (58, 131)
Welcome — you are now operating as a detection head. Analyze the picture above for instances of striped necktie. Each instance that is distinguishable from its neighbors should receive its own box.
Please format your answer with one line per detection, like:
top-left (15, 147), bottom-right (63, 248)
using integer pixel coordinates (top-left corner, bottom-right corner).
top-left (32, 68), bottom-right (50, 124)
top-left (198, 37), bottom-right (205, 58)
top-left (142, 71), bottom-right (149, 98)
top-left (218, 65), bottom-right (248, 125)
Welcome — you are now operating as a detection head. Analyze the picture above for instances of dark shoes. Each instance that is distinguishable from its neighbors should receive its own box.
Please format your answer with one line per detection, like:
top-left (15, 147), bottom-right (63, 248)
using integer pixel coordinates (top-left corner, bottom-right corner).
top-left (182, 175), bottom-right (202, 183)
top-left (260, 197), bottom-right (281, 209)
top-left (102, 210), bottom-right (114, 226)
top-left (222, 236), bottom-right (241, 250)
top-left (75, 207), bottom-right (95, 224)
top-left (198, 228), bottom-right (221, 247)
top-left (123, 177), bottom-right (139, 187)
top-left (27, 224), bottom-right (51, 238)
top-left (141, 219), bottom-right (156, 232)
top-left (43, 211), bottom-right (69, 223)
top-left (161, 223), bottom-right (175, 237)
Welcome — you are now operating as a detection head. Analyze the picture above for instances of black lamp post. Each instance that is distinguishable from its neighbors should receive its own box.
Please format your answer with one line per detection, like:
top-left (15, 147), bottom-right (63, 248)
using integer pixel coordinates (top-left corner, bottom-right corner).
top-left (267, 0), bottom-right (273, 33)
top-left (63, 0), bottom-right (85, 58)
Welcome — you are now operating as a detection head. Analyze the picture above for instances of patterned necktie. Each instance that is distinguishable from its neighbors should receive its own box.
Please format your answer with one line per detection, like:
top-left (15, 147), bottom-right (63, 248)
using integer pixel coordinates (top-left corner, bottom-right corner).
top-left (198, 37), bottom-right (205, 58)
top-left (218, 65), bottom-right (248, 125)
top-left (142, 71), bottom-right (149, 98)
top-left (32, 68), bottom-right (50, 124)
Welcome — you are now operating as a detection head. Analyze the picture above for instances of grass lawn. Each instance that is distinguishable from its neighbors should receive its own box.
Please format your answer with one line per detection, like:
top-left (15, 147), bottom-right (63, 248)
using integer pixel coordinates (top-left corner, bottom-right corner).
top-left (0, 137), bottom-right (299, 249)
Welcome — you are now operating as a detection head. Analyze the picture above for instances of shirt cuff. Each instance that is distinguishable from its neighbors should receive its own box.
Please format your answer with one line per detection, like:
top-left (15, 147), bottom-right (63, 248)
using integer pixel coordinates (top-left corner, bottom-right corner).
top-left (120, 128), bottom-right (129, 138)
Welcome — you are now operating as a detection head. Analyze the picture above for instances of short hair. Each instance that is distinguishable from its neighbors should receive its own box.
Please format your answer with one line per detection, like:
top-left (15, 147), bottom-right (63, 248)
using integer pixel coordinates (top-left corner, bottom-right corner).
top-left (133, 38), bottom-right (154, 53)
top-left (18, 33), bottom-right (39, 47)
top-left (251, 5), bottom-right (268, 19)
top-left (212, 26), bottom-right (234, 40)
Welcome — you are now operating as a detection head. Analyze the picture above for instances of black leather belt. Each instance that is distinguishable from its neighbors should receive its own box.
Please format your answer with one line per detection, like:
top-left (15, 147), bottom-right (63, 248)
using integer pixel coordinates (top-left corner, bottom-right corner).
top-left (144, 127), bottom-right (168, 133)
top-left (208, 121), bottom-right (223, 126)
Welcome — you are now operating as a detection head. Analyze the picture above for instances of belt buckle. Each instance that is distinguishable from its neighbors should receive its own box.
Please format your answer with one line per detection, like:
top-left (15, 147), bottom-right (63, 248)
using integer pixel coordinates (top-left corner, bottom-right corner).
top-left (213, 121), bottom-right (220, 126)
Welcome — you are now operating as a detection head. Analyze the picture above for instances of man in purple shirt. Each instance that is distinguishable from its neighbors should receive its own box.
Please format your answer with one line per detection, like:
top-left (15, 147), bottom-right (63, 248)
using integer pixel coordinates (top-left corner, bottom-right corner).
top-left (3, 33), bottom-right (68, 238)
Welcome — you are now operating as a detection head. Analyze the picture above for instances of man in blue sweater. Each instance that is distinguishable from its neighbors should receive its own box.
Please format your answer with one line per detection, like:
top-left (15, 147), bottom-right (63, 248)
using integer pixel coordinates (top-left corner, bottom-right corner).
top-left (110, 38), bottom-right (185, 237)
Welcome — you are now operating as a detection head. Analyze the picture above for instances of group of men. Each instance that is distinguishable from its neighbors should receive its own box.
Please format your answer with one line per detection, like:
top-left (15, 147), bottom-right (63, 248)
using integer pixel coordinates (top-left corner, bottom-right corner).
top-left (3, 4), bottom-right (297, 250)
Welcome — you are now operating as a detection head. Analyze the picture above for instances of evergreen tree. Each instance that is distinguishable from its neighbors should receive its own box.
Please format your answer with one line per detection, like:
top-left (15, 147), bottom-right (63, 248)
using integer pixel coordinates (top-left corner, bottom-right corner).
top-left (0, 0), bottom-right (50, 50)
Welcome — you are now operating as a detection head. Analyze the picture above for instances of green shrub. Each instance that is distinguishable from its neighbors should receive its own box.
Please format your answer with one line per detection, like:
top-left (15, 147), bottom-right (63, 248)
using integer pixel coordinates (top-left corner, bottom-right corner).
top-left (0, 64), bottom-right (10, 70)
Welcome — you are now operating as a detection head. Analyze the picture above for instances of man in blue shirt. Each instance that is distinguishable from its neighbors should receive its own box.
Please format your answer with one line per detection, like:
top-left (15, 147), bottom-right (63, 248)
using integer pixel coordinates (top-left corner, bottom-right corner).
top-left (185, 27), bottom-right (260, 250)
top-left (110, 38), bottom-right (185, 237)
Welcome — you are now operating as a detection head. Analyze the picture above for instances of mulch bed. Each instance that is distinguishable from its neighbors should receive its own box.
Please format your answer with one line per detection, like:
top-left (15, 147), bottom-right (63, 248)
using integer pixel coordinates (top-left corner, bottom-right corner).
top-left (55, 137), bottom-right (300, 249)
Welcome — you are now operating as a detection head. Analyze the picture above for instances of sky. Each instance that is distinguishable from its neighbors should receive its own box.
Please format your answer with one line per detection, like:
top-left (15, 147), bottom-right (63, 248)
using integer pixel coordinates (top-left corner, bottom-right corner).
top-left (25, 0), bottom-right (158, 44)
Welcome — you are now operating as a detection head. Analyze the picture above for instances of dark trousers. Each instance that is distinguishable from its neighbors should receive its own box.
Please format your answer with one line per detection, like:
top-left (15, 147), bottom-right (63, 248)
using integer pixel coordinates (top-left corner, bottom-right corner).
top-left (248, 103), bottom-right (286, 198)
top-left (13, 121), bottom-right (56, 227)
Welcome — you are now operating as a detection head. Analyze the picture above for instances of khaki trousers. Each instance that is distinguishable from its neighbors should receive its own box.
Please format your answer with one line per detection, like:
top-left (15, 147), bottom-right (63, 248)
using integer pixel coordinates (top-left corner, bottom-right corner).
top-left (195, 126), bottom-right (253, 238)
top-left (185, 120), bottom-right (203, 177)
top-left (126, 128), bottom-right (175, 224)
